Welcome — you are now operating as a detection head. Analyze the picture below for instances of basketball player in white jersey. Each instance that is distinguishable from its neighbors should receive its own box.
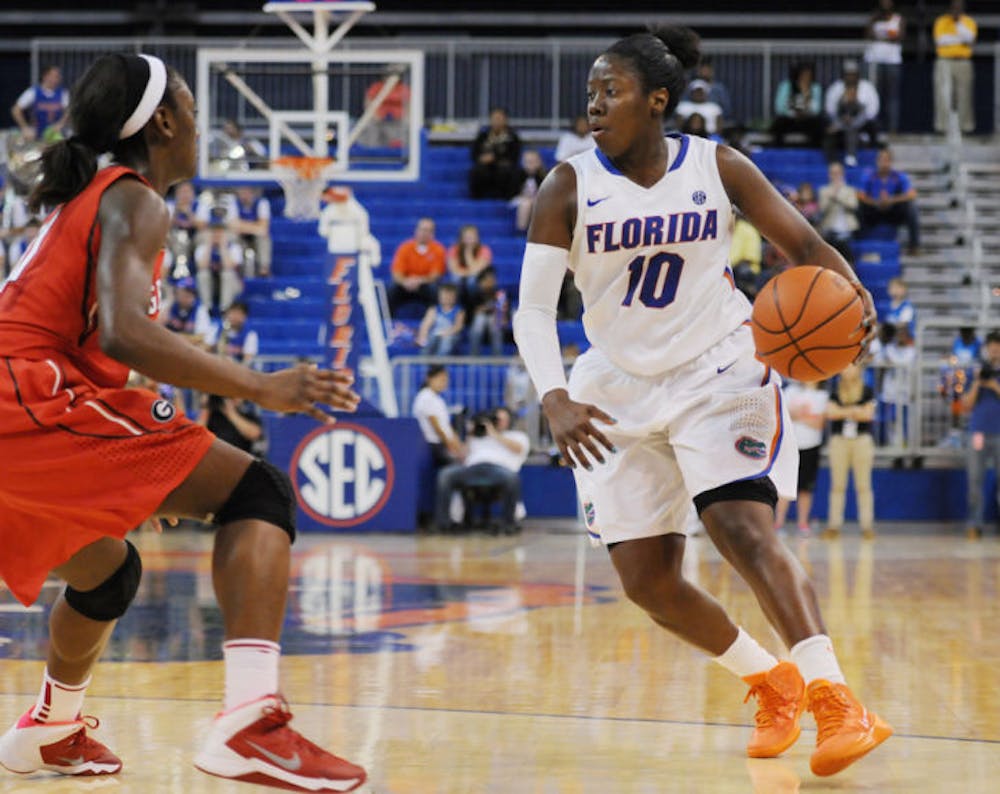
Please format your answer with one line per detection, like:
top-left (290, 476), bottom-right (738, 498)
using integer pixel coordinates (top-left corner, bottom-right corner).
top-left (513, 26), bottom-right (891, 777)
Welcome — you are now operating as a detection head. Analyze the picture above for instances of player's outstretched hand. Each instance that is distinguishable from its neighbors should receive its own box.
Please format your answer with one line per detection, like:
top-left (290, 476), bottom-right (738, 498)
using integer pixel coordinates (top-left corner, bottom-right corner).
top-left (541, 388), bottom-right (616, 470)
top-left (257, 363), bottom-right (361, 423)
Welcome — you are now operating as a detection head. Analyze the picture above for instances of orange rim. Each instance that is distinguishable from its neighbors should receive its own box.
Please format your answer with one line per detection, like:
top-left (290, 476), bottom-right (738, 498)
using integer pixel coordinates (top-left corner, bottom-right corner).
top-left (271, 156), bottom-right (335, 179)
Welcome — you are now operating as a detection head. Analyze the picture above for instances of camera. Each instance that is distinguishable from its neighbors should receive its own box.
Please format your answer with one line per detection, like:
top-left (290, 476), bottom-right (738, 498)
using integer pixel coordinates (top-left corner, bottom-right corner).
top-left (471, 410), bottom-right (496, 438)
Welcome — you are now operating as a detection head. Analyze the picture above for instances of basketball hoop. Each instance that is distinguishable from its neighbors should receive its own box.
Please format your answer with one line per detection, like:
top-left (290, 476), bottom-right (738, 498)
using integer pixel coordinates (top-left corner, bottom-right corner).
top-left (272, 155), bottom-right (336, 220)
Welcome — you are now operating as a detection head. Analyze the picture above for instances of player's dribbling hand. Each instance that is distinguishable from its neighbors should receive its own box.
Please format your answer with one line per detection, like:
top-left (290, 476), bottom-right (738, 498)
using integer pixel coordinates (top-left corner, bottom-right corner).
top-left (541, 389), bottom-right (616, 470)
top-left (257, 363), bottom-right (361, 423)
top-left (852, 282), bottom-right (878, 360)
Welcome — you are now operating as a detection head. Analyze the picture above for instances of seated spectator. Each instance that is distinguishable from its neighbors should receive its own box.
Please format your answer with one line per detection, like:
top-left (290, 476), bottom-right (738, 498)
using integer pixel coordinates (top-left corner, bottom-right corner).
top-left (469, 107), bottom-right (522, 200)
top-left (557, 272), bottom-right (583, 321)
top-left (681, 112), bottom-right (712, 139)
top-left (510, 149), bottom-right (548, 232)
top-left (793, 181), bottom-right (820, 225)
top-left (858, 147), bottom-right (920, 255)
top-left (163, 277), bottom-right (213, 347)
top-left (683, 58), bottom-right (733, 120)
top-left (824, 60), bottom-right (880, 167)
top-left (555, 115), bottom-right (595, 162)
top-left (730, 211), bottom-right (763, 299)
top-left (883, 276), bottom-right (915, 335)
top-left (198, 394), bottom-right (263, 455)
top-left (416, 283), bottom-right (465, 356)
top-left (229, 186), bottom-right (272, 277)
top-left (771, 61), bottom-right (824, 148)
top-left (675, 80), bottom-right (723, 135)
top-left (433, 407), bottom-right (529, 533)
top-left (206, 300), bottom-right (259, 366)
top-left (447, 224), bottom-right (493, 300)
top-left (194, 216), bottom-right (243, 317)
top-left (817, 162), bottom-right (860, 264)
top-left (360, 72), bottom-right (410, 148)
top-left (208, 118), bottom-right (267, 171)
top-left (467, 266), bottom-right (510, 356)
top-left (165, 181), bottom-right (204, 282)
top-left (953, 326), bottom-right (983, 367)
top-left (388, 217), bottom-right (446, 317)
top-left (0, 182), bottom-right (31, 279)
top-left (413, 365), bottom-right (463, 466)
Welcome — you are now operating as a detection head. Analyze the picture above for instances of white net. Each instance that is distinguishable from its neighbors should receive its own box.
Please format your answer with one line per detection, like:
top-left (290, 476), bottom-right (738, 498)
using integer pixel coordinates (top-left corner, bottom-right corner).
top-left (272, 157), bottom-right (337, 220)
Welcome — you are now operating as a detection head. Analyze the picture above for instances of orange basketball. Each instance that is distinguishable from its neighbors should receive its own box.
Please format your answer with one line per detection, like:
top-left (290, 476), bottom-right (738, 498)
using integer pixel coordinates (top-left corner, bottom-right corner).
top-left (751, 266), bottom-right (865, 381)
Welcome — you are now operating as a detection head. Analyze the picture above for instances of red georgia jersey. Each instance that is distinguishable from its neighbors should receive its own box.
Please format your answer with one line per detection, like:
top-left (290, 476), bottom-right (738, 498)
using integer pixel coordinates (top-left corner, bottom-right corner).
top-left (0, 166), bottom-right (164, 388)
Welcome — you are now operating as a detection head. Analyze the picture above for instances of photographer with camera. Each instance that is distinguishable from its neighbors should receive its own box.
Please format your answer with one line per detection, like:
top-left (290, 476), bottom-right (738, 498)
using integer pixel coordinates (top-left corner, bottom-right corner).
top-left (433, 406), bottom-right (529, 533)
top-left (962, 331), bottom-right (1000, 539)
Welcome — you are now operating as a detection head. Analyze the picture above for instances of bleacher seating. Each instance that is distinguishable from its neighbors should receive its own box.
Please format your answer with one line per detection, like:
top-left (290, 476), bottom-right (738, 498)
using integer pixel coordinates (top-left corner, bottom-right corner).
top-left (240, 143), bottom-right (904, 369)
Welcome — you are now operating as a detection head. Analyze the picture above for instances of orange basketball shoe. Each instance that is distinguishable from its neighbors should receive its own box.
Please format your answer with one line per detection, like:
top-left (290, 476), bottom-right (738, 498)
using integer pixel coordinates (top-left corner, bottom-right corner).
top-left (806, 680), bottom-right (893, 776)
top-left (0, 710), bottom-right (121, 776)
top-left (194, 695), bottom-right (366, 792)
top-left (742, 661), bottom-right (807, 758)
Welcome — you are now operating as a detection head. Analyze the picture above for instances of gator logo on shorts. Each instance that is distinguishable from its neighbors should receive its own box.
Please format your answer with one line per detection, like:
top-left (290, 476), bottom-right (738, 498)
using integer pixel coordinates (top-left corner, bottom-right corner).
top-left (583, 501), bottom-right (596, 528)
top-left (735, 436), bottom-right (767, 460)
top-left (151, 400), bottom-right (175, 423)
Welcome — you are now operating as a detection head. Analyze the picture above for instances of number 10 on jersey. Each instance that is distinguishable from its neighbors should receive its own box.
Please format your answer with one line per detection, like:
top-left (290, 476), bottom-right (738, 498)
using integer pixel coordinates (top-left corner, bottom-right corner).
top-left (621, 252), bottom-right (684, 309)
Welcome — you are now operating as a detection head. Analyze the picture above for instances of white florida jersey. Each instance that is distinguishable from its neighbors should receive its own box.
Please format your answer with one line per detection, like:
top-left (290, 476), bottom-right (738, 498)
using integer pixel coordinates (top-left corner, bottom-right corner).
top-left (567, 134), bottom-right (752, 376)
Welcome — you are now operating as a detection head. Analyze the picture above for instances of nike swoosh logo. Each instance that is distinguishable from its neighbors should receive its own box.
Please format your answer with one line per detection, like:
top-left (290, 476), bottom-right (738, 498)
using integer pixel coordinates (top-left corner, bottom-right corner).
top-left (717, 360), bottom-right (737, 374)
top-left (246, 740), bottom-right (303, 771)
top-left (58, 755), bottom-right (86, 765)
top-left (586, 196), bottom-right (611, 207)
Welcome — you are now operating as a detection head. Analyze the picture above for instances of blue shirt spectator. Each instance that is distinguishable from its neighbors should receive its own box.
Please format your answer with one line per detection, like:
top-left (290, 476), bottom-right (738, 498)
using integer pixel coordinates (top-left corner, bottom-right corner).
top-left (12, 65), bottom-right (69, 141)
top-left (883, 277), bottom-right (915, 336)
top-left (858, 147), bottom-right (921, 255)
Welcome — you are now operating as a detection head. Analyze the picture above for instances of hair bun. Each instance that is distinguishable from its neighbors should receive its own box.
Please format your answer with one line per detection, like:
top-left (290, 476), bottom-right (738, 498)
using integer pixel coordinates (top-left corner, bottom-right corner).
top-left (648, 24), bottom-right (701, 70)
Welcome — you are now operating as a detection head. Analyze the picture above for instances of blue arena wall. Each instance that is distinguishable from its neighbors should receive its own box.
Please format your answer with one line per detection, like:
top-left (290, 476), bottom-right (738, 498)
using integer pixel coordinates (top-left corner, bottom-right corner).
top-left (521, 464), bottom-right (998, 525)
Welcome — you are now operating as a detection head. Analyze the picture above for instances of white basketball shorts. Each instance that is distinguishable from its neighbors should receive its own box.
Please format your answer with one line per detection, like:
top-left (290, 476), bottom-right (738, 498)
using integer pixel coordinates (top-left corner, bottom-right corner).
top-left (569, 324), bottom-right (798, 545)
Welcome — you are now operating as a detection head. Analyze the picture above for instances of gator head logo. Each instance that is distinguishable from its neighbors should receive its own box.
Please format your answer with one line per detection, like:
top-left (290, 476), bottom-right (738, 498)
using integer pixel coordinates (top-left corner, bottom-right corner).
top-left (583, 501), bottom-right (596, 528)
top-left (735, 436), bottom-right (767, 460)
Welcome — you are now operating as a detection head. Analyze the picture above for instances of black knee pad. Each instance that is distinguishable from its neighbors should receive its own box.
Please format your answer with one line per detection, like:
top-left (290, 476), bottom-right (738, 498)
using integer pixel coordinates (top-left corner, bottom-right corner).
top-left (694, 476), bottom-right (778, 516)
top-left (65, 540), bottom-right (142, 622)
top-left (214, 459), bottom-right (297, 543)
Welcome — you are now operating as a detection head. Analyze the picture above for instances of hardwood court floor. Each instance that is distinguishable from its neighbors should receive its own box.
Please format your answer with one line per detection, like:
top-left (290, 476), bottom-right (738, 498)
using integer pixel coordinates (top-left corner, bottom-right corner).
top-left (1, 524), bottom-right (999, 793)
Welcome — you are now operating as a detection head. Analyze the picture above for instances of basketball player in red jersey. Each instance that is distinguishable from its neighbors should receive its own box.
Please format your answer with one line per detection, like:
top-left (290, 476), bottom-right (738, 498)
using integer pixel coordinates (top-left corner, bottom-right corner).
top-left (0, 55), bottom-right (366, 791)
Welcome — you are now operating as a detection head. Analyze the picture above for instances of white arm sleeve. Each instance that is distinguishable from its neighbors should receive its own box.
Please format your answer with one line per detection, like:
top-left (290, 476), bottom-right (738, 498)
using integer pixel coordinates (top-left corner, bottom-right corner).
top-left (512, 242), bottom-right (571, 400)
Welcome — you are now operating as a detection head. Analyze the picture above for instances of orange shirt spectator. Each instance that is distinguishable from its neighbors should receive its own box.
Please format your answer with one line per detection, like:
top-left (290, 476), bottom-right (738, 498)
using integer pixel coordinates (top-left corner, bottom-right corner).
top-left (388, 217), bottom-right (446, 317)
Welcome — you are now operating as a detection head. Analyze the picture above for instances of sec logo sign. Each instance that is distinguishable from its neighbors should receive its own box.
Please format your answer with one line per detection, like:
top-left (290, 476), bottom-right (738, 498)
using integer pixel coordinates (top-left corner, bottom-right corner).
top-left (291, 423), bottom-right (395, 527)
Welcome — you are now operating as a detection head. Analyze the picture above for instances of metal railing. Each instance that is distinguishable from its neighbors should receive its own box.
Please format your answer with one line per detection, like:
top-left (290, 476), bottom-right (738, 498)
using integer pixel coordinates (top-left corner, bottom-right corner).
top-left (30, 36), bottom-right (1000, 133)
top-left (378, 342), bottom-right (991, 465)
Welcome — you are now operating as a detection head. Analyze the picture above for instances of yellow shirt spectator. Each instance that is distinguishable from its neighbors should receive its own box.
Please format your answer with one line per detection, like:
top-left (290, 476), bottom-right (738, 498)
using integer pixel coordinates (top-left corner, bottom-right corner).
top-left (933, 12), bottom-right (977, 60)
top-left (730, 216), bottom-right (762, 274)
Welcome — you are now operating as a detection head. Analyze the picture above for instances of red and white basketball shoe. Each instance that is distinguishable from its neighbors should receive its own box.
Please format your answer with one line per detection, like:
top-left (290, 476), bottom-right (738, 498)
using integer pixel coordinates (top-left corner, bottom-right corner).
top-left (0, 710), bottom-right (122, 776)
top-left (194, 695), bottom-right (366, 792)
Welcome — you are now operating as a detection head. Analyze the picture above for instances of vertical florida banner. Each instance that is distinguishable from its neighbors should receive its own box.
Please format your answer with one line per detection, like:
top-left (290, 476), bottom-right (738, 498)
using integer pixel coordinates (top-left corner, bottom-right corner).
top-left (325, 250), bottom-right (382, 416)
top-left (326, 252), bottom-right (359, 373)
top-left (267, 414), bottom-right (429, 532)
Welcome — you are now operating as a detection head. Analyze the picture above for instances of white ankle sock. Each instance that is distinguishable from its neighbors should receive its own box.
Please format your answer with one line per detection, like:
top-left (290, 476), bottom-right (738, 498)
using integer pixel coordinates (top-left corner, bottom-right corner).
top-left (31, 668), bottom-right (89, 723)
top-left (713, 627), bottom-right (779, 678)
top-left (223, 639), bottom-right (281, 711)
top-left (790, 634), bottom-right (846, 685)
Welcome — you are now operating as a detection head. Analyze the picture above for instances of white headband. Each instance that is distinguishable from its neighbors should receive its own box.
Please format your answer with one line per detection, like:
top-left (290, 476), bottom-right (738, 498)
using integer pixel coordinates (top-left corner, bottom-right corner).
top-left (119, 54), bottom-right (167, 140)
